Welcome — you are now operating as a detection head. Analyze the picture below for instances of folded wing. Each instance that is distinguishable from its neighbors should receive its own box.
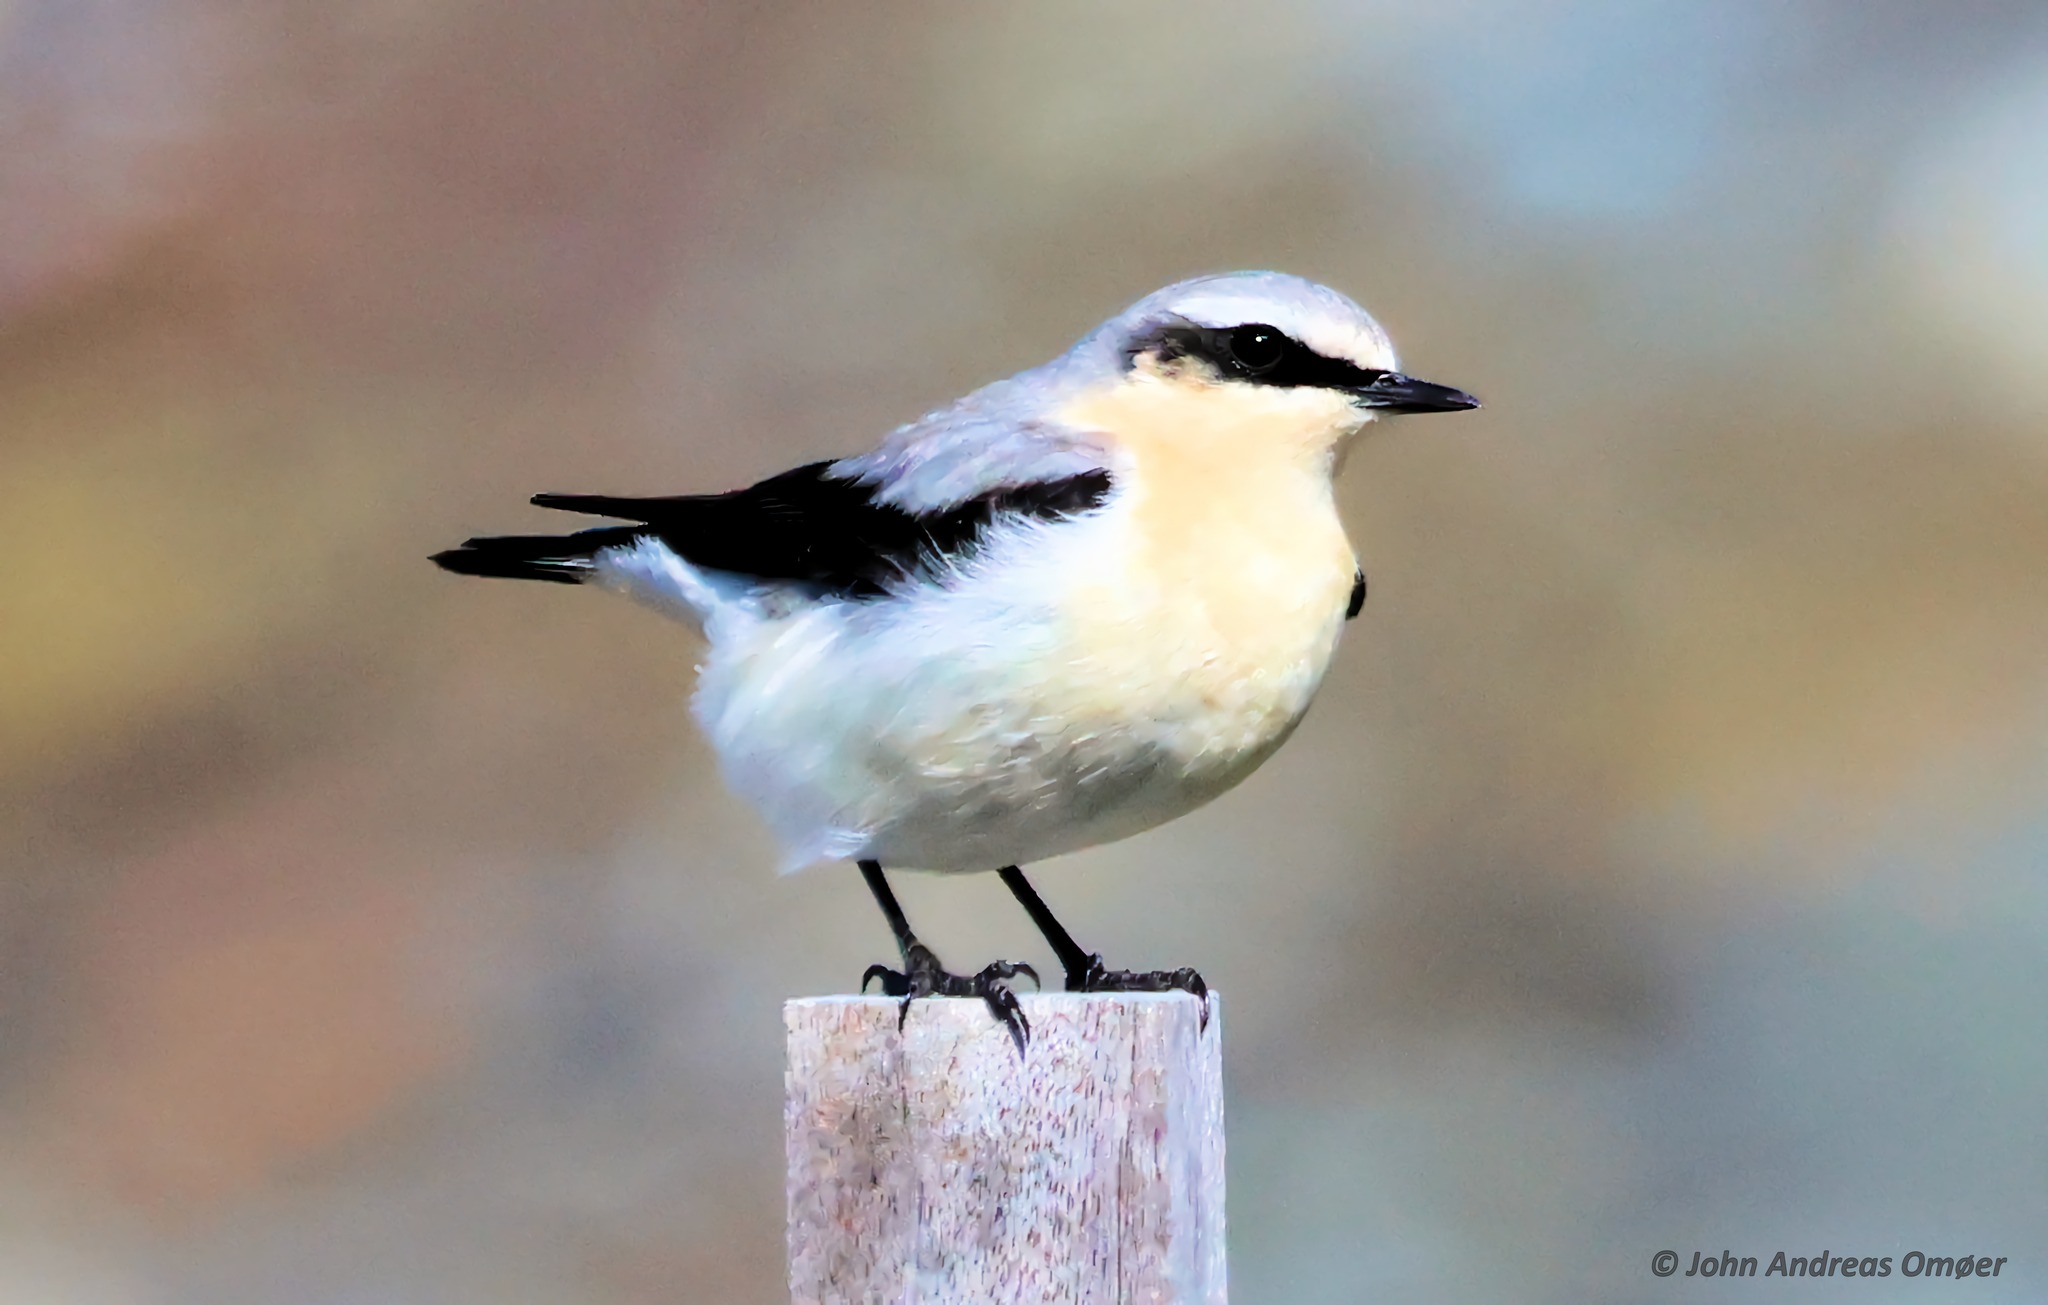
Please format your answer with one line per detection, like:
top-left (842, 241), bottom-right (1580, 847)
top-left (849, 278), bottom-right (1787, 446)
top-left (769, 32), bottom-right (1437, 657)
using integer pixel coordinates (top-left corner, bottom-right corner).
top-left (432, 459), bottom-right (1113, 599)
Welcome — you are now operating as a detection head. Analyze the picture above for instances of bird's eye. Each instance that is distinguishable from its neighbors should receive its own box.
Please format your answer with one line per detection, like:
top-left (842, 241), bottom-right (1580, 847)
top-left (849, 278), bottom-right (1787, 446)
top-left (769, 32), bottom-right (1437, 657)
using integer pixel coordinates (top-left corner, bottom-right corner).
top-left (1225, 324), bottom-right (1287, 374)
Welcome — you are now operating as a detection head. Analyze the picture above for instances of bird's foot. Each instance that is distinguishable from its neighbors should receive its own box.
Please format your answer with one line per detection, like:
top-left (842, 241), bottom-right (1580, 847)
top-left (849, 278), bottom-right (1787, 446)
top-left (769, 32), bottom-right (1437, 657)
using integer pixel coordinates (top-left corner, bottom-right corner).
top-left (862, 942), bottom-right (1038, 1055)
top-left (1065, 954), bottom-right (1210, 1028)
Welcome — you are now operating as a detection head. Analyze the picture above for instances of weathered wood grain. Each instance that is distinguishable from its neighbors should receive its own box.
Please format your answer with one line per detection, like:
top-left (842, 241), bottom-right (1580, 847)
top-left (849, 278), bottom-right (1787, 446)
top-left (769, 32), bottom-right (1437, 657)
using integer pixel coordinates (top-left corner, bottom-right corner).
top-left (786, 992), bottom-right (1225, 1304)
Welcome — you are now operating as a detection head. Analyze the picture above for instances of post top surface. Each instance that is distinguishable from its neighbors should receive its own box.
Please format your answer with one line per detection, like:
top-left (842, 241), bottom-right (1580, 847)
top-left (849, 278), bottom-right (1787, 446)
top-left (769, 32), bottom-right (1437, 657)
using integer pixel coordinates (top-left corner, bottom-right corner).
top-left (785, 991), bottom-right (1217, 1011)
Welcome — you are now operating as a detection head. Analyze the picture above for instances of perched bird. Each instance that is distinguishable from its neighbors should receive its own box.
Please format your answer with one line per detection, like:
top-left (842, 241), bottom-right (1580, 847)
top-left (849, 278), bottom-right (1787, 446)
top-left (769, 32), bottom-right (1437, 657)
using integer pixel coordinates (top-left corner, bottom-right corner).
top-left (434, 271), bottom-right (1477, 1049)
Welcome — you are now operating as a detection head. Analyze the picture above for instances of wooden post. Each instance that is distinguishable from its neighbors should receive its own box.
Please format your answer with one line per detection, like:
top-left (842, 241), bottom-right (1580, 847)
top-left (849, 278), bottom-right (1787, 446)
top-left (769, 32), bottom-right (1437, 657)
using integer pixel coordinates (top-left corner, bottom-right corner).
top-left (785, 992), bottom-right (1225, 1304)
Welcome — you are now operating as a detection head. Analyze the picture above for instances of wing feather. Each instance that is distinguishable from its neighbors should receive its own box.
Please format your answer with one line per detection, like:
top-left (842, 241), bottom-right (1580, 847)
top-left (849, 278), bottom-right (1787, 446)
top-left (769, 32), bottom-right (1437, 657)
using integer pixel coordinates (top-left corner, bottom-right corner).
top-left (436, 377), bottom-right (1118, 599)
top-left (495, 459), bottom-right (1110, 599)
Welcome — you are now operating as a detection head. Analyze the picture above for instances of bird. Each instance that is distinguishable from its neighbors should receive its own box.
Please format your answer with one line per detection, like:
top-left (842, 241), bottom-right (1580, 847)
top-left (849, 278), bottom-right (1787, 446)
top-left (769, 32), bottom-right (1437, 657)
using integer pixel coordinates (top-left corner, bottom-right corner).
top-left (433, 271), bottom-right (1478, 1051)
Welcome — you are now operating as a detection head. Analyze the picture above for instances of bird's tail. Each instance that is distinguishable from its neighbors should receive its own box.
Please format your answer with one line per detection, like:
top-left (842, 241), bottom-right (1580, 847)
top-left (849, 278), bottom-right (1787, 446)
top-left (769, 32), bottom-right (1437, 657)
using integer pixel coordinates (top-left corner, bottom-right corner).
top-left (430, 525), bottom-right (644, 585)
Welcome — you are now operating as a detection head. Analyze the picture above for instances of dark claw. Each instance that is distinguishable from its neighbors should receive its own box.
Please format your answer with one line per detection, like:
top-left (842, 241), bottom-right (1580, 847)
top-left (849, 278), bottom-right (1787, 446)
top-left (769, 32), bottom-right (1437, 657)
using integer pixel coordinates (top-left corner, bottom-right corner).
top-left (860, 963), bottom-right (906, 997)
top-left (974, 969), bottom-right (1032, 1057)
top-left (1065, 953), bottom-right (1211, 1029)
top-left (860, 943), bottom-right (1037, 1055)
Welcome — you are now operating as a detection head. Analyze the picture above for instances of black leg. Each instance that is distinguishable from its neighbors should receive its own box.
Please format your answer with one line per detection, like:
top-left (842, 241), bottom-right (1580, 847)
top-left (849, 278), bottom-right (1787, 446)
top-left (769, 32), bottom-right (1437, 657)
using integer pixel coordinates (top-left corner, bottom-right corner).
top-left (856, 860), bottom-right (1036, 1054)
top-left (859, 858), bottom-right (916, 955)
top-left (996, 865), bottom-right (1208, 1022)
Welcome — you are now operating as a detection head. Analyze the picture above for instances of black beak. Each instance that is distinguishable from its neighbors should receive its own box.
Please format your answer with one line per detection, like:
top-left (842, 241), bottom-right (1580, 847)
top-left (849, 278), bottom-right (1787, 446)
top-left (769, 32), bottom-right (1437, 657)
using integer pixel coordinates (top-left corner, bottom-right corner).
top-left (1352, 372), bottom-right (1481, 414)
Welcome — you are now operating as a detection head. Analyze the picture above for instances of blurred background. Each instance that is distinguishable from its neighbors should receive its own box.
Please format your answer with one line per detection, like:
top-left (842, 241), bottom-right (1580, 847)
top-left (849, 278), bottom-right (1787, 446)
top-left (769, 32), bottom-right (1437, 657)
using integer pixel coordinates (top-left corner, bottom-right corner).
top-left (4, 1), bottom-right (2046, 1300)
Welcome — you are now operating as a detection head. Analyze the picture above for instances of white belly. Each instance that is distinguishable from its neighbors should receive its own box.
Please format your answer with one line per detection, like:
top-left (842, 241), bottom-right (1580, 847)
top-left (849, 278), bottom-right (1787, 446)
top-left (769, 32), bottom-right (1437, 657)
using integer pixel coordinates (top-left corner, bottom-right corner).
top-left (691, 500), bottom-right (1356, 873)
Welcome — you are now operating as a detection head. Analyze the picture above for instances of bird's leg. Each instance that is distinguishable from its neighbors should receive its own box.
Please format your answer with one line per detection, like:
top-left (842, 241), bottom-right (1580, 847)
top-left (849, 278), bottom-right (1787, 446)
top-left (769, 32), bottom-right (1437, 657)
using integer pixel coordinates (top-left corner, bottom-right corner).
top-left (856, 860), bottom-right (1036, 1054)
top-left (996, 865), bottom-right (1208, 1024)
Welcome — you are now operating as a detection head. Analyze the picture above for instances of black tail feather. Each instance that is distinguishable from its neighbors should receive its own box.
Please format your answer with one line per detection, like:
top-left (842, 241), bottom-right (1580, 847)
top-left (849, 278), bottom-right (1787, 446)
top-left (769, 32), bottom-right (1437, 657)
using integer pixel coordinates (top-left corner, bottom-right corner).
top-left (430, 525), bottom-right (644, 584)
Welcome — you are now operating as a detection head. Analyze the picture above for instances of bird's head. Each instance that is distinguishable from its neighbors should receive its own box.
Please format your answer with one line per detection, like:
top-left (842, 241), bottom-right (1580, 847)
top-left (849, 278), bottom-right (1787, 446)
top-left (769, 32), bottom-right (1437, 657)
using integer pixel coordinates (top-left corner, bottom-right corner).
top-left (1061, 271), bottom-right (1478, 475)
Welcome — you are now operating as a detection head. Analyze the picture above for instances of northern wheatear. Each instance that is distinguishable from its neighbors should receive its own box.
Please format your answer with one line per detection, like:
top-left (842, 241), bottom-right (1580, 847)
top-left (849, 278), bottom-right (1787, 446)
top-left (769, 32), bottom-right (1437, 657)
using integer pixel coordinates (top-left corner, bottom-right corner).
top-left (435, 271), bottom-right (1477, 1049)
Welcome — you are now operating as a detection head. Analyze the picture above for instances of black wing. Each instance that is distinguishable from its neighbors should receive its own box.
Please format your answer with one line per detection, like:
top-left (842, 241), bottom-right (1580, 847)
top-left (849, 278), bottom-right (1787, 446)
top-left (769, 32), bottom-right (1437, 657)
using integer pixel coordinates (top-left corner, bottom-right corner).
top-left (432, 461), bottom-right (1113, 599)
